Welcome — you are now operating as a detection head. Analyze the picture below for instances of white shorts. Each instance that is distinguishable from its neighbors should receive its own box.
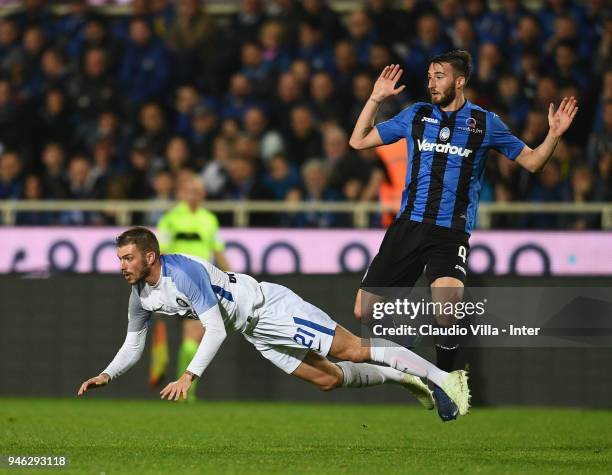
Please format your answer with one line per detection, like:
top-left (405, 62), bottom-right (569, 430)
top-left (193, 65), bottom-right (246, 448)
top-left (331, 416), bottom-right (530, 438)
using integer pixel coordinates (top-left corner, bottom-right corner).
top-left (243, 282), bottom-right (338, 374)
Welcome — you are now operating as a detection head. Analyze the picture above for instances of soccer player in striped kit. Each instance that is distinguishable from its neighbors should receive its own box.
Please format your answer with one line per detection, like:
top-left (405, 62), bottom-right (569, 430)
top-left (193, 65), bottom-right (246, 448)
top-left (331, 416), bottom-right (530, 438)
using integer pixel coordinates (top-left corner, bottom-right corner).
top-left (349, 50), bottom-right (577, 421)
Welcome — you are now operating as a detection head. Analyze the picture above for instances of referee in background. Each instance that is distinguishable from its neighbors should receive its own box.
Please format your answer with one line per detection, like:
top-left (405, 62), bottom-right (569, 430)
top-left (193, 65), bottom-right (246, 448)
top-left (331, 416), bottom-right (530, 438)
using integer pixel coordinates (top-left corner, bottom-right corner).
top-left (150, 173), bottom-right (230, 401)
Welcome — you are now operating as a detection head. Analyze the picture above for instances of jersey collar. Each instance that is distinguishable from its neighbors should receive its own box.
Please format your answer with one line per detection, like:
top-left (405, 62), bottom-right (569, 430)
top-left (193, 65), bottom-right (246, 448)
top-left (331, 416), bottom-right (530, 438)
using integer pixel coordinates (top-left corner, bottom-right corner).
top-left (436, 99), bottom-right (470, 120)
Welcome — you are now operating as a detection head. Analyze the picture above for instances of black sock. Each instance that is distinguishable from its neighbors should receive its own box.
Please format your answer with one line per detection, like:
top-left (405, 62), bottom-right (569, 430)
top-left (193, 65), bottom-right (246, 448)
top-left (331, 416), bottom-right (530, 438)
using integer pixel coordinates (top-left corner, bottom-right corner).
top-left (435, 344), bottom-right (459, 372)
top-left (434, 313), bottom-right (472, 372)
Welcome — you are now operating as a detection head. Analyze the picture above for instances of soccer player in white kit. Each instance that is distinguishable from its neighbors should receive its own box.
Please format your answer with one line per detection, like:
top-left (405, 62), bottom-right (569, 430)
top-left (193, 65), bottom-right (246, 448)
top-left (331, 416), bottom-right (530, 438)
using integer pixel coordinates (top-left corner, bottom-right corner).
top-left (77, 227), bottom-right (470, 416)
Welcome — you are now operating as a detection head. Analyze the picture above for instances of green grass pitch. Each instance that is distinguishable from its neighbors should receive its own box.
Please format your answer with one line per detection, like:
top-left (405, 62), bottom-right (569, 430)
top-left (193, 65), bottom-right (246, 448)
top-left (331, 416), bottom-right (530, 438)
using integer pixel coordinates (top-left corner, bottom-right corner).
top-left (1, 399), bottom-right (611, 474)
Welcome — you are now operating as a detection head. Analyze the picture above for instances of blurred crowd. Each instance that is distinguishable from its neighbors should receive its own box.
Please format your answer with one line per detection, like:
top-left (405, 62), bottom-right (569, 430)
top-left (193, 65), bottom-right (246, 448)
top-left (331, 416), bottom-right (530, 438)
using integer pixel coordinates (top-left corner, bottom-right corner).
top-left (0, 0), bottom-right (610, 229)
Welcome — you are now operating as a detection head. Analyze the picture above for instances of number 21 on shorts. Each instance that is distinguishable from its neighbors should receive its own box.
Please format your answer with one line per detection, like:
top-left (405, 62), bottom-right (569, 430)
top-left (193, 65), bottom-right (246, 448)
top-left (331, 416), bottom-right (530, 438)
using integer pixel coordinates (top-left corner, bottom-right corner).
top-left (293, 327), bottom-right (316, 348)
top-left (291, 316), bottom-right (335, 350)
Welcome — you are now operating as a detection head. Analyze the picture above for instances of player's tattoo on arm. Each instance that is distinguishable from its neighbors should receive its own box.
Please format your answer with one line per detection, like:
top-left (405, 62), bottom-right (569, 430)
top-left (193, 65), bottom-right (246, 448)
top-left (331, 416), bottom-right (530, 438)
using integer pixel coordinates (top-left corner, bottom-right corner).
top-left (360, 112), bottom-right (380, 138)
top-left (360, 126), bottom-right (373, 138)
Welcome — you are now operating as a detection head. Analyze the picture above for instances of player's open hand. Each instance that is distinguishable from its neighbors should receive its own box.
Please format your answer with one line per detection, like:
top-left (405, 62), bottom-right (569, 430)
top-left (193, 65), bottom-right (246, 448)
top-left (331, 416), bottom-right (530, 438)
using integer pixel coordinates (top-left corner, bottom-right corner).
top-left (160, 373), bottom-right (193, 401)
top-left (371, 64), bottom-right (406, 103)
top-left (77, 374), bottom-right (109, 396)
top-left (549, 96), bottom-right (578, 138)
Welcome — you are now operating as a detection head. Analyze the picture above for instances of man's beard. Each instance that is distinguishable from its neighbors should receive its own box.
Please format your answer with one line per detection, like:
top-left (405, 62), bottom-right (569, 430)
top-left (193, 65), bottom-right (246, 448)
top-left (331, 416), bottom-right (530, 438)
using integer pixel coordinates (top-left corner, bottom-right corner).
top-left (431, 85), bottom-right (456, 107)
top-left (135, 263), bottom-right (152, 283)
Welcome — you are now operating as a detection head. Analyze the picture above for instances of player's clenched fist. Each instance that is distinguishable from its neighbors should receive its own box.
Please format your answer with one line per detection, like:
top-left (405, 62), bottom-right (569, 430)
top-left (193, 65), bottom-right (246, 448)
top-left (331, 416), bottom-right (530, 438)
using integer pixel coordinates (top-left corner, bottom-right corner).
top-left (77, 374), bottom-right (110, 396)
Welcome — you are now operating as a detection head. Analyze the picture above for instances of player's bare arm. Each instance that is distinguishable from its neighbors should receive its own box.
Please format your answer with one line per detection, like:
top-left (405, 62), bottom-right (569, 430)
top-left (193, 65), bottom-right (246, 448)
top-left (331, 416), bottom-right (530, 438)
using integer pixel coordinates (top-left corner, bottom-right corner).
top-left (515, 96), bottom-right (578, 173)
top-left (349, 64), bottom-right (406, 150)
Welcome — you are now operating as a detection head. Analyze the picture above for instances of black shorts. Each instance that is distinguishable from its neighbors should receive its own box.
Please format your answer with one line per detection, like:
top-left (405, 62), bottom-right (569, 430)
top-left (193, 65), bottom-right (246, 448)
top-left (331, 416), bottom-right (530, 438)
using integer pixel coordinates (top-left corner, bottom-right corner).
top-left (361, 219), bottom-right (470, 288)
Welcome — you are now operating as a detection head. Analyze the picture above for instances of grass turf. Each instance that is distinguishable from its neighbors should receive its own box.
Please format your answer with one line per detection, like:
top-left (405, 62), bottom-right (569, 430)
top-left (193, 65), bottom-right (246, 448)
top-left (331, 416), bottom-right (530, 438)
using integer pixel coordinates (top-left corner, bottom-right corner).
top-left (1, 399), bottom-right (611, 474)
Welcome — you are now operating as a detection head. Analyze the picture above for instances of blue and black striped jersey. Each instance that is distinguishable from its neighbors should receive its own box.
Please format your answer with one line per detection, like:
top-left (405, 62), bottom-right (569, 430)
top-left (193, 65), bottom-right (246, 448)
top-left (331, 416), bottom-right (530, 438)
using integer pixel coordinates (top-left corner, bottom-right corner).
top-left (376, 100), bottom-right (526, 234)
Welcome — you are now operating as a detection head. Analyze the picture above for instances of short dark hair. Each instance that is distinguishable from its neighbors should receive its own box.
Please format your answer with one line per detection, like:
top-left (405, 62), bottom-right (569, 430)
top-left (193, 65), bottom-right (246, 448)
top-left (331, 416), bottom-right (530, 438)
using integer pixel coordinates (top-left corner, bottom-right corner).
top-left (428, 50), bottom-right (472, 83)
top-left (116, 227), bottom-right (160, 259)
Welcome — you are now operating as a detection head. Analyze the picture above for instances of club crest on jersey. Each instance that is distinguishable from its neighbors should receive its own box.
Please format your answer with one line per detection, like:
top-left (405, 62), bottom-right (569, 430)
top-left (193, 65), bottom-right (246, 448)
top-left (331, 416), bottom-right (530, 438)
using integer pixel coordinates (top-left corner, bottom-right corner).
top-left (439, 127), bottom-right (450, 141)
top-left (176, 297), bottom-right (189, 307)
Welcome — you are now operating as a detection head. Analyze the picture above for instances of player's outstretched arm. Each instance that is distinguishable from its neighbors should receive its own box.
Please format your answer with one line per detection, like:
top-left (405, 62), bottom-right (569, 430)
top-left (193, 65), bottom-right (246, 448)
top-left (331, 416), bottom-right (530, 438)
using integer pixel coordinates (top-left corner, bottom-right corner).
top-left (515, 96), bottom-right (578, 173)
top-left (76, 328), bottom-right (148, 396)
top-left (160, 305), bottom-right (227, 401)
top-left (349, 64), bottom-right (405, 150)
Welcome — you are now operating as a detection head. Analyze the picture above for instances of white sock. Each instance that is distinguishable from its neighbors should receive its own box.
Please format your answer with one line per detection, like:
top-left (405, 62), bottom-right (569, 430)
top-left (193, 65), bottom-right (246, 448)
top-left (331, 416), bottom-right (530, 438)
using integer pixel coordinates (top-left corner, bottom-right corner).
top-left (336, 361), bottom-right (408, 388)
top-left (369, 338), bottom-right (449, 387)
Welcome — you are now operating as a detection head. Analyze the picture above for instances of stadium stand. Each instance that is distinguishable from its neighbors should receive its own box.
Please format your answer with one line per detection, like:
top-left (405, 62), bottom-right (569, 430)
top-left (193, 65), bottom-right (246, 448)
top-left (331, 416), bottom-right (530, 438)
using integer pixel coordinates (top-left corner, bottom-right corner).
top-left (0, 0), bottom-right (609, 228)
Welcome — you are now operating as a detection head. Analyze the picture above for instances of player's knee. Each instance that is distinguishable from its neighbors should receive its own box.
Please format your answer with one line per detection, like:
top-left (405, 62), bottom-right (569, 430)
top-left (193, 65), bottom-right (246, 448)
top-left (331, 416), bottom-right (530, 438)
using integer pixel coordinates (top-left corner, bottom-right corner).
top-left (315, 373), bottom-right (341, 391)
top-left (431, 279), bottom-right (464, 303)
top-left (352, 347), bottom-right (369, 363)
top-left (435, 313), bottom-right (457, 327)
top-left (338, 346), bottom-right (368, 363)
top-left (354, 291), bottom-right (365, 320)
top-left (353, 296), bottom-right (365, 320)
top-left (353, 304), bottom-right (364, 320)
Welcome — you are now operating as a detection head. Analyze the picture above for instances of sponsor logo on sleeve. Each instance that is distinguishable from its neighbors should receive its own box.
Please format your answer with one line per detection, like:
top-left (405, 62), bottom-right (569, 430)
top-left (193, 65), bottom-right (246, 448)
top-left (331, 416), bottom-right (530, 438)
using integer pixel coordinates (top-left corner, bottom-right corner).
top-left (457, 116), bottom-right (483, 134)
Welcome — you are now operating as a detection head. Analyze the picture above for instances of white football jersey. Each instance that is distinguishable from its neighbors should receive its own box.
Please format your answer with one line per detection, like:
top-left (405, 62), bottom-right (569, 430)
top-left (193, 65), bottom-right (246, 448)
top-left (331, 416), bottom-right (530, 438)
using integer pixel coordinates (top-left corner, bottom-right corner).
top-left (128, 254), bottom-right (264, 333)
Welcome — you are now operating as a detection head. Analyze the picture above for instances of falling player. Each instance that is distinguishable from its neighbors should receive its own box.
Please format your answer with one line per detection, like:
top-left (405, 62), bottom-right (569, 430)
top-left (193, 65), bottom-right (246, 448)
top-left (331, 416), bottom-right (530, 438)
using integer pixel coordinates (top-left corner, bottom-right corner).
top-left (77, 227), bottom-right (470, 417)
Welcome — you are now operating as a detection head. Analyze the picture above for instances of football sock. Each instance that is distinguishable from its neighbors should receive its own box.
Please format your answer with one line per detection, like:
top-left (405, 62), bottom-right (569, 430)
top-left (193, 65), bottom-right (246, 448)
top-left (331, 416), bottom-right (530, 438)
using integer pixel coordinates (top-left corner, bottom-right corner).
top-left (435, 342), bottom-right (459, 372)
top-left (434, 316), bottom-right (470, 371)
top-left (369, 338), bottom-right (448, 387)
top-left (336, 361), bottom-right (407, 388)
top-left (177, 338), bottom-right (200, 400)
